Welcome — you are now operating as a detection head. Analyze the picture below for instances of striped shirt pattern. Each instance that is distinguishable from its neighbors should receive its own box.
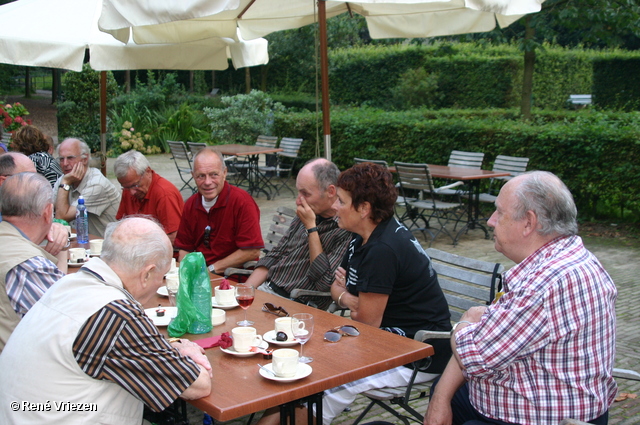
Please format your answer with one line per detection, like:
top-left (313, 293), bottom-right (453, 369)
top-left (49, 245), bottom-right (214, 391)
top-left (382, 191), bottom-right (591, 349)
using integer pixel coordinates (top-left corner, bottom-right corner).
top-left (29, 152), bottom-right (62, 187)
top-left (456, 235), bottom-right (618, 425)
top-left (5, 256), bottom-right (64, 317)
top-left (256, 216), bottom-right (351, 310)
top-left (73, 299), bottom-right (201, 412)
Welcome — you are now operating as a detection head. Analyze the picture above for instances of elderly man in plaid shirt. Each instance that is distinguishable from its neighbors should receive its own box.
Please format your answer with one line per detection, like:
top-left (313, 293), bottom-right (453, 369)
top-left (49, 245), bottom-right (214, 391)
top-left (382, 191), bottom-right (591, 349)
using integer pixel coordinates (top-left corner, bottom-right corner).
top-left (425, 171), bottom-right (617, 425)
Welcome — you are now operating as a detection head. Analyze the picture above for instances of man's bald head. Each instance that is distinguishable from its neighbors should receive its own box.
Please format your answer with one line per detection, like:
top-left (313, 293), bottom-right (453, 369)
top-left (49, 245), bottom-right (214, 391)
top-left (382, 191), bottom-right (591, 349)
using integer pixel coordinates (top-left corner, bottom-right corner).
top-left (0, 152), bottom-right (36, 186)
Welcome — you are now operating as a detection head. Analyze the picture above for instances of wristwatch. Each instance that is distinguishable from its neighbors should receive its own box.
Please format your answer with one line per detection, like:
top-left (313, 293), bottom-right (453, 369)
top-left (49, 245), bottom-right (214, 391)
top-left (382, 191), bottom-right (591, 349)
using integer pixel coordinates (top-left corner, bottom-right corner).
top-left (306, 226), bottom-right (318, 235)
top-left (60, 183), bottom-right (71, 191)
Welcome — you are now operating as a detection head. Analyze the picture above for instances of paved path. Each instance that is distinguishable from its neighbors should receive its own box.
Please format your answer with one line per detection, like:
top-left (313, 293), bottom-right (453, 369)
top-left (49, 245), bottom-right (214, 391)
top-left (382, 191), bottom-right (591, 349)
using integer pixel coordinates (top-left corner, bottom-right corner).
top-left (126, 154), bottom-right (639, 425)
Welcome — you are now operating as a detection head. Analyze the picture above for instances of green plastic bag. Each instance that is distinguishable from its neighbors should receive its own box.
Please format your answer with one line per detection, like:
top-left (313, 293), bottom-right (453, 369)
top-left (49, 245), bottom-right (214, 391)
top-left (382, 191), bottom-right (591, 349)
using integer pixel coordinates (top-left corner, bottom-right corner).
top-left (168, 252), bottom-right (212, 337)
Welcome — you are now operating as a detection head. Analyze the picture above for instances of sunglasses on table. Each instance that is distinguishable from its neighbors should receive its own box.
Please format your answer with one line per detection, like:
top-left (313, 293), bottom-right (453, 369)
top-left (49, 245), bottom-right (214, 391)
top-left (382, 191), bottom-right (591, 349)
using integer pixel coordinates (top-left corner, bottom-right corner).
top-left (324, 325), bottom-right (360, 342)
top-left (262, 303), bottom-right (289, 317)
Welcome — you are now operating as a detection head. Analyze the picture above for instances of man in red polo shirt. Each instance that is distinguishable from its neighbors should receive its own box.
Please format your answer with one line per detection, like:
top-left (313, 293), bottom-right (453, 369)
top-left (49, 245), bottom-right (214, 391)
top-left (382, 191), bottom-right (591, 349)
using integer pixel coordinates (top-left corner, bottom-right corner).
top-left (174, 147), bottom-right (263, 274)
top-left (114, 150), bottom-right (184, 244)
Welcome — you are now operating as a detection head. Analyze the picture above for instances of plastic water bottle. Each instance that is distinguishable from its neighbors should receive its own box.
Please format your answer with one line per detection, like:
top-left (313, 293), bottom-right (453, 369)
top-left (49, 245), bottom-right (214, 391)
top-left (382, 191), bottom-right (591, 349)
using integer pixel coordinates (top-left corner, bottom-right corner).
top-left (75, 196), bottom-right (89, 244)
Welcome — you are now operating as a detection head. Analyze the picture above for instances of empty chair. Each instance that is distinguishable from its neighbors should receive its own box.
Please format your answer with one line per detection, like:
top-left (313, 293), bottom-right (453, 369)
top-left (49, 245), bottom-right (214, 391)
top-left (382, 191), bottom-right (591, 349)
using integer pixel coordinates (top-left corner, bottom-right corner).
top-left (272, 137), bottom-right (303, 197)
top-left (447, 150), bottom-right (485, 169)
top-left (436, 150), bottom-right (486, 199)
top-left (394, 161), bottom-right (464, 245)
top-left (254, 135), bottom-right (280, 194)
top-left (477, 155), bottom-right (530, 203)
top-left (186, 141), bottom-right (208, 157)
top-left (166, 140), bottom-right (195, 193)
top-left (354, 157), bottom-right (389, 167)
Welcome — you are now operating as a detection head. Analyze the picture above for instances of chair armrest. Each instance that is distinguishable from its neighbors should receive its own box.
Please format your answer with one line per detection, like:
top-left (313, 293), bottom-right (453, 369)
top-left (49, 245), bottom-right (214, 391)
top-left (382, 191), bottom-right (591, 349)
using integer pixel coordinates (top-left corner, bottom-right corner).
top-left (289, 288), bottom-right (331, 298)
top-left (613, 367), bottom-right (640, 381)
top-left (433, 181), bottom-right (464, 193)
top-left (224, 267), bottom-right (252, 278)
top-left (415, 330), bottom-right (451, 342)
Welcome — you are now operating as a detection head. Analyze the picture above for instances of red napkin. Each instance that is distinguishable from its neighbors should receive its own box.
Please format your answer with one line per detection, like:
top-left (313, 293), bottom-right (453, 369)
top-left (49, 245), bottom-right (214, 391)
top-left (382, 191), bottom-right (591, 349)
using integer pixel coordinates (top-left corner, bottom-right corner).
top-left (194, 332), bottom-right (232, 349)
top-left (219, 278), bottom-right (232, 290)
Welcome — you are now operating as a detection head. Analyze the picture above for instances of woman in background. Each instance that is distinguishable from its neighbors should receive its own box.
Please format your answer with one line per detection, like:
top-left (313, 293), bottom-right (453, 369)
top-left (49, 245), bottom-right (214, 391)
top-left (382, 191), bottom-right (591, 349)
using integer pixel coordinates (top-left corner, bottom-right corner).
top-left (11, 124), bottom-right (62, 187)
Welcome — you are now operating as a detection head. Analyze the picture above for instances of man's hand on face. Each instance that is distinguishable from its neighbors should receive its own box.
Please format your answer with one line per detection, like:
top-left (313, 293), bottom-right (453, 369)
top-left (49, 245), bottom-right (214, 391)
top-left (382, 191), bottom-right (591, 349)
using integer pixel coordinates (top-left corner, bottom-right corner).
top-left (44, 222), bottom-right (69, 256)
top-left (62, 162), bottom-right (86, 186)
top-left (296, 196), bottom-right (317, 229)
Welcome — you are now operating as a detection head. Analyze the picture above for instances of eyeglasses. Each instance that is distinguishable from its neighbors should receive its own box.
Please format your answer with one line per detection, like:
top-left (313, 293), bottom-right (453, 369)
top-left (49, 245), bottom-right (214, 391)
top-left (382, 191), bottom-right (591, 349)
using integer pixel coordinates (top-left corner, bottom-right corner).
top-left (203, 225), bottom-right (211, 248)
top-left (262, 303), bottom-right (289, 317)
top-left (324, 325), bottom-right (360, 342)
top-left (120, 174), bottom-right (145, 190)
top-left (57, 155), bottom-right (84, 163)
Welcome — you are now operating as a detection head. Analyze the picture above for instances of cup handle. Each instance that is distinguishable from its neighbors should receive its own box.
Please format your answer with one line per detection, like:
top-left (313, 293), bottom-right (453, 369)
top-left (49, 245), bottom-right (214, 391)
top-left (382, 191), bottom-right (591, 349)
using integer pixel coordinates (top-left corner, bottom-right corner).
top-left (254, 335), bottom-right (263, 345)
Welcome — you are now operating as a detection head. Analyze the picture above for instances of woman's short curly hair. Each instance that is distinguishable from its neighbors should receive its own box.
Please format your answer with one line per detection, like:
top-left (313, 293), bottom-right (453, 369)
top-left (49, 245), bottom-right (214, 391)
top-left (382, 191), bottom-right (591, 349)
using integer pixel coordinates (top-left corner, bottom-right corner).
top-left (11, 125), bottom-right (49, 156)
top-left (337, 162), bottom-right (397, 224)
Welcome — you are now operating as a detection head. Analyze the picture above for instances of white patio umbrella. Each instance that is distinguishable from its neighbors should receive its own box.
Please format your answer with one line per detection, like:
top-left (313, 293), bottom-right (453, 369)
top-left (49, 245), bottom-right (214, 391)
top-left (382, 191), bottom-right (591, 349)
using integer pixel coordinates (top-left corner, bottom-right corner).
top-left (0, 0), bottom-right (269, 155)
top-left (98, 0), bottom-right (544, 160)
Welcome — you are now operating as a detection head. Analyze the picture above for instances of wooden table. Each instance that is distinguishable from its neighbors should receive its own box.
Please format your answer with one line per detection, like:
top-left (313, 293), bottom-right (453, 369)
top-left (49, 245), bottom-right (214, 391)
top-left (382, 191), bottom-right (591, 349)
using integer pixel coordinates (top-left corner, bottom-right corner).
top-left (145, 288), bottom-right (433, 423)
top-left (217, 144), bottom-right (283, 200)
top-left (427, 165), bottom-right (510, 243)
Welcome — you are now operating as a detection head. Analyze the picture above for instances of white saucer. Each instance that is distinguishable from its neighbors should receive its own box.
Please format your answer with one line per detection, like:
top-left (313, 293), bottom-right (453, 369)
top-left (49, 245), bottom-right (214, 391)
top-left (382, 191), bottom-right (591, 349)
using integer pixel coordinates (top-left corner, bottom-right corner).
top-left (259, 363), bottom-right (312, 382)
top-left (88, 250), bottom-right (101, 257)
top-left (156, 286), bottom-right (169, 297)
top-left (263, 330), bottom-right (300, 346)
top-left (220, 340), bottom-right (269, 357)
top-left (211, 298), bottom-right (239, 310)
top-left (144, 306), bottom-right (177, 326)
top-left (67, 259), bottom-right (88, 267)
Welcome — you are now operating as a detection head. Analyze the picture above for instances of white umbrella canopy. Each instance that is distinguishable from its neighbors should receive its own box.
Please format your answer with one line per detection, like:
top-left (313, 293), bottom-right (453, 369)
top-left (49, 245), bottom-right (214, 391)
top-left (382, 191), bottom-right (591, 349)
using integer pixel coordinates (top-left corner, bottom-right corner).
top-left (98, 0), bottom-right (544, 159)
top-left (0, 0), bottom-right (269, 72)
top-left (98, 0), bottom-right (542, 44)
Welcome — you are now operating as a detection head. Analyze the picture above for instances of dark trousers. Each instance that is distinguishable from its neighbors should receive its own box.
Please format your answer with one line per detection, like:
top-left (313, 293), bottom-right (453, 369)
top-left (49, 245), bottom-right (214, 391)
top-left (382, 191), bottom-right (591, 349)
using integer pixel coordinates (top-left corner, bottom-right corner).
top-left (430, 377), bottom-right (609, 425)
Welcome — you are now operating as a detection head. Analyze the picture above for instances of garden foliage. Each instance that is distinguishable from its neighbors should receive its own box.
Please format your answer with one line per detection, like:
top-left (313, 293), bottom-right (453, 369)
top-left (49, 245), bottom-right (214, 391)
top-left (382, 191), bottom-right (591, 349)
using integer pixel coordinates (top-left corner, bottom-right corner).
top-left (204, 90), bottom-right (285, 144)
top-left (272, 107), bottom-right (640, 221)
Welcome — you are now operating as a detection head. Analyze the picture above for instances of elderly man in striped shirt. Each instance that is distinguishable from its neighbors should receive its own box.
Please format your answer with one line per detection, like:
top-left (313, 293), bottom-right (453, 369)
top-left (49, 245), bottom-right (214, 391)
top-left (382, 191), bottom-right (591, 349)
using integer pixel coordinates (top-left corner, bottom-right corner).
top-left (0, 217), bottom-right (211, 424)
top-left (425, 171), bottom-right (617, 425)
top-left (246, 158), bottom-right (351, 309)
top-left (0, 172), bottom-right (68, 353)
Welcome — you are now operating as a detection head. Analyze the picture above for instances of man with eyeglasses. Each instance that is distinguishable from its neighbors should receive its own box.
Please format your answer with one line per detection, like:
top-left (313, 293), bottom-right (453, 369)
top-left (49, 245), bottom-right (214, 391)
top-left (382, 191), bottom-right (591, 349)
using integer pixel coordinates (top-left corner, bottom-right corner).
top-left (175, 147), bottom-right (263, 274)
top-left (114, 150), bottom-right (184, 244)
top-left (53, 138), bottom-right (120, 237)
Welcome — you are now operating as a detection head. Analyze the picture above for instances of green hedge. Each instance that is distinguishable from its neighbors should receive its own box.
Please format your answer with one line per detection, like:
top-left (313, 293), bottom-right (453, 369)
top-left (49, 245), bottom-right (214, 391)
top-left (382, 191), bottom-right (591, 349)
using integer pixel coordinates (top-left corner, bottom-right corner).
top-left (593, 55), bottom-right (640, 111)
top-left (273, 108), bottom-right (640, 221)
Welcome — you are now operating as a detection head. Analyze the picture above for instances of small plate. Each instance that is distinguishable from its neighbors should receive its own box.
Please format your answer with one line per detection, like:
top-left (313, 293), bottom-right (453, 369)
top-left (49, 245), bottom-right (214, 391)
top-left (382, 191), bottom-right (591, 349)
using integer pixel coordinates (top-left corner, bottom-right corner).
top-left (156, 286), bottom-right (169, 297)
top-left (67, 259), bottom-right (88, 267)
top-left (220, 340), bottom-right (269, 357)
top-left (144, 306), bottom-right (177, 327)
top-left (259, 363), bottom-right (312, 382)
top-left (263, 330), bottom-right (300, 347)
top-left (211, 298), bottom-right (239, 310)
top-left (87, 250), bottom-right (101, 257)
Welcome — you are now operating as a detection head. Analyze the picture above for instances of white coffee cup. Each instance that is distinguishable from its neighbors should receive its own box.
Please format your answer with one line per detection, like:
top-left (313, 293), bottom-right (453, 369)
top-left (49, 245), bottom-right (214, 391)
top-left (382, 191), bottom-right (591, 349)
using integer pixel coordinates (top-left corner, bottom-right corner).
top-left (89, 239), bottom-right (104, 255)
top-left (211, 308), bottom-right (226, 326)
top-left (170, 258), bottom-right (177, 273)
top-left (272, 348), bottom-right (299, 378)
top-left (68, 248), bottom-right (86, 263)
top-left (215, 285), bottom-right (236, 306)
top-left (232, 327), bottom-right (263, 353)
top-left (165, 273), bottom-right (179, 306)
top-left (274, 317), bottom-right (301, 342)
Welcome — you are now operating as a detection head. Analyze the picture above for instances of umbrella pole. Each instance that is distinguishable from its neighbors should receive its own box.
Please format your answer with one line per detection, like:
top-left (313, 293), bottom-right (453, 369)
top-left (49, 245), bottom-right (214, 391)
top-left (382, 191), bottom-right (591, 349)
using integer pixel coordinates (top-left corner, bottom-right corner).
top-left (100, 71), bottom-right (107, 176)
top-left (318, 0), bottom-right (331, 161)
